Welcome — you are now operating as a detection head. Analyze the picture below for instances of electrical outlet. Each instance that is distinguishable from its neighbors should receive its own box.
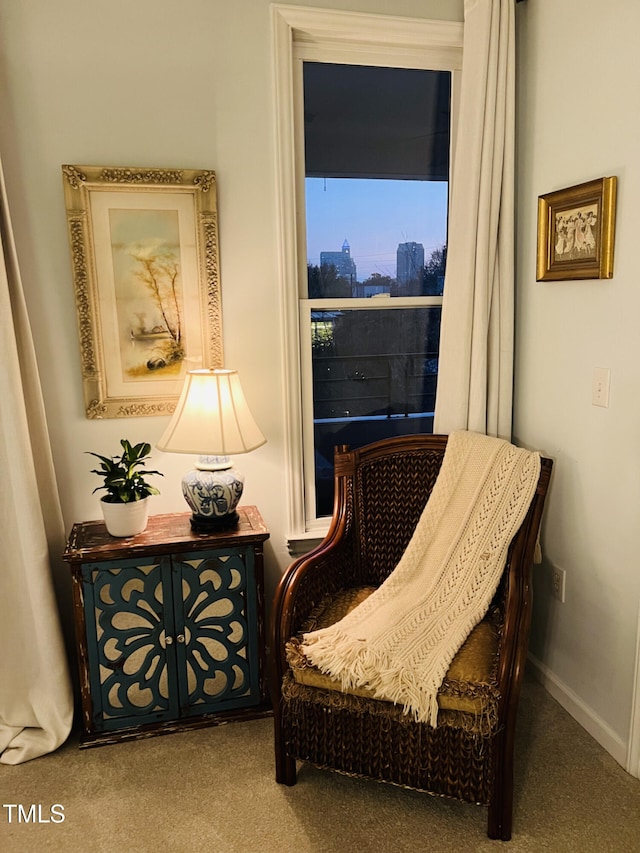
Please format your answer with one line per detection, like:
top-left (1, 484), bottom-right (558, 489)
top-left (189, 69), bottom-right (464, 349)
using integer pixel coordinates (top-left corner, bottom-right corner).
top-left (551, 565), bottom-right (566, 603)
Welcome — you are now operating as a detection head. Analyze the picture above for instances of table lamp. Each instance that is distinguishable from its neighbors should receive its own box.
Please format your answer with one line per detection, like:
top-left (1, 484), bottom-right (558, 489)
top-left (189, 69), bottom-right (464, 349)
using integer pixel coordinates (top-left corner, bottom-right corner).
top-left (157, 368), bottom-right (266, 531)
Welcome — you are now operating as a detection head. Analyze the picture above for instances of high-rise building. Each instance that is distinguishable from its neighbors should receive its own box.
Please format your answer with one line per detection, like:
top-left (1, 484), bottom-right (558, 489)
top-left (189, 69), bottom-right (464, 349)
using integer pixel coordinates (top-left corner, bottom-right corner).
top-left (320, 238), bottom-right (357, 282)
top-left (396, 241), bottom-right (425, 285)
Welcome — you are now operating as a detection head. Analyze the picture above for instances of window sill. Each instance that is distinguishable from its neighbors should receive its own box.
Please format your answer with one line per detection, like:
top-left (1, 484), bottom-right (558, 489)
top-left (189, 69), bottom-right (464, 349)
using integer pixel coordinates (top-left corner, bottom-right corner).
top-left (287, 526), bottom-right (328, 558)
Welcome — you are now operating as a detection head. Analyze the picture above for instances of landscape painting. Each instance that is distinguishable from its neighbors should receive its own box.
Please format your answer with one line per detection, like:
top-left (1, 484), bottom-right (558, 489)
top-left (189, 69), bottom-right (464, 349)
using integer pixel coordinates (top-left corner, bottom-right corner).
top-left (62, 165), bottom-right (223, 418)
top-left (109, 208), bottom-right (186, 380)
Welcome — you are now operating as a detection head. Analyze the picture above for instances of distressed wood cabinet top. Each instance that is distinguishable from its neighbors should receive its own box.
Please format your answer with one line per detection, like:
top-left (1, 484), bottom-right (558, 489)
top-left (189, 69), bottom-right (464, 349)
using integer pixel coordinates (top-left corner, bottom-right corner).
top-left (63, 506), bottom-right (269, 563)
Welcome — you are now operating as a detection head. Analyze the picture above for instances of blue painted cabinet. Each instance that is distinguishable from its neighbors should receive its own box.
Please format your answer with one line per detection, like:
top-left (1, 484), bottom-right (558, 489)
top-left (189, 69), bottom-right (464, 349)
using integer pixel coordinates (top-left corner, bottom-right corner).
top-left (64, 507), bottom-right (270, 746)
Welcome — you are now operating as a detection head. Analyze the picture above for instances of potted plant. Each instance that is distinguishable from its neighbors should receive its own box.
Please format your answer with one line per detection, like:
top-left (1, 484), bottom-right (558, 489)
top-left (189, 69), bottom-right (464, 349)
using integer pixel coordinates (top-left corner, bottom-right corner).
top-left (88, 439), bottom-right (163, 537)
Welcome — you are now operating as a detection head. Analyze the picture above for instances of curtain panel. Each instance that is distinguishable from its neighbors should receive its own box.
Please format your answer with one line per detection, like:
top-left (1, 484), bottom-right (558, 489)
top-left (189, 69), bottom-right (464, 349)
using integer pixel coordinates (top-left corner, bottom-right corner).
top-left (434, 0), bottom-right (515, 439)
top-left (0, 156), bottom-right (73, 764)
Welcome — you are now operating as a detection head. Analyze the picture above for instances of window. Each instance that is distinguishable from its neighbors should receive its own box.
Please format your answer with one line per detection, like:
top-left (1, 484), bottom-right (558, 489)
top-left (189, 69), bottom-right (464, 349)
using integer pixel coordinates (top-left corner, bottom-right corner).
top-left (272, 5), bottom-right (463, 539)
top-left (303, 62), bottom-right (449, 518)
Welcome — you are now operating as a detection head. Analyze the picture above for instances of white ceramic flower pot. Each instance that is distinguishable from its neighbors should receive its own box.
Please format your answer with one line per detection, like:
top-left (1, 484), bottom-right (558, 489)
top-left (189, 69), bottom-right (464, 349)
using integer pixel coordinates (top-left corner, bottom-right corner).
top-left (101, 497), bottom-right (150, 538)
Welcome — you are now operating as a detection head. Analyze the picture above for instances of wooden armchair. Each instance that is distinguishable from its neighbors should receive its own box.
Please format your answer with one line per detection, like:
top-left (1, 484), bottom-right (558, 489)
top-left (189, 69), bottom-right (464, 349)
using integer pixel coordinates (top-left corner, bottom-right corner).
top-left (271, 434), bottom-right (552, 841)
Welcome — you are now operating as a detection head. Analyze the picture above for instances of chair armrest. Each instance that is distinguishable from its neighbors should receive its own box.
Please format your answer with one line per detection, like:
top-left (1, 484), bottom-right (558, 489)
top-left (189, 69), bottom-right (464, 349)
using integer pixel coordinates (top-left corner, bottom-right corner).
top-left (271, 520), bottom-right (358, 682)
top-left (496, 456), bottom-right (553, 713)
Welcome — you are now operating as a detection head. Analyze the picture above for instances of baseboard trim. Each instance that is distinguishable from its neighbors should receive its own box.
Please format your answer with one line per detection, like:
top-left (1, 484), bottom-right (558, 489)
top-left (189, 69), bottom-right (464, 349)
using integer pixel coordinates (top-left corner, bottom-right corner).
top-left (527, 652), bottom-right (628, 769)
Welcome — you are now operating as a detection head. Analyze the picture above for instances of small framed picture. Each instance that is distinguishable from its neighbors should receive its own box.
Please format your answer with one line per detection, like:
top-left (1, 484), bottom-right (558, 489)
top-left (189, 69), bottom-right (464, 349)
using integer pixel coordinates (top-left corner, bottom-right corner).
top-left (536, 176), bottom-right (617, 281)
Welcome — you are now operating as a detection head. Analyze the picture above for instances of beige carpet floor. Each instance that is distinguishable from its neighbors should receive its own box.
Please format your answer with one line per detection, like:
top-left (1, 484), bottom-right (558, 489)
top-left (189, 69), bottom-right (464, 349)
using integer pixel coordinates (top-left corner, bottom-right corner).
top-left (1, 675), bottom-right (639, 853)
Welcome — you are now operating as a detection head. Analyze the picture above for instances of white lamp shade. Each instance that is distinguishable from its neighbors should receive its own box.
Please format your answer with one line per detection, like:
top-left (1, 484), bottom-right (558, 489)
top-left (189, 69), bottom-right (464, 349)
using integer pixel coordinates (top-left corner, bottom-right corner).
top-left (157, 368), bottom-right (266, 456)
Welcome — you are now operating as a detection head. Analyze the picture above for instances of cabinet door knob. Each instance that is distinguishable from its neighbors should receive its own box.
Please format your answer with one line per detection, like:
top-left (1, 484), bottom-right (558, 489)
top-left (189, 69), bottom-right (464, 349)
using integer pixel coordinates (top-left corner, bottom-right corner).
top-left (165, 635), bottom-right (174, 645)
top-left (176, 634), bottom-right (185, 644)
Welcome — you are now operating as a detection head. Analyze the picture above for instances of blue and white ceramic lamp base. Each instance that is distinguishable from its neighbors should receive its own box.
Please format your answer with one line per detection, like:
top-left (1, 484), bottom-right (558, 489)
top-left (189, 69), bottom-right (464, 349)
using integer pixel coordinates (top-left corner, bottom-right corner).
top-left (182, 455), bottom-right (244, 531)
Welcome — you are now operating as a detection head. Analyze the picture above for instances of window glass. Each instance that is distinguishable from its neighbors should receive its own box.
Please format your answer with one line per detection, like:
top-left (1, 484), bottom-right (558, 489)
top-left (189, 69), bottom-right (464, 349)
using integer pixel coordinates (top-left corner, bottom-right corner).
top-left (306, 178), bottom-right (447, 298)
top-left (311, 307), bottom-right (441, 516)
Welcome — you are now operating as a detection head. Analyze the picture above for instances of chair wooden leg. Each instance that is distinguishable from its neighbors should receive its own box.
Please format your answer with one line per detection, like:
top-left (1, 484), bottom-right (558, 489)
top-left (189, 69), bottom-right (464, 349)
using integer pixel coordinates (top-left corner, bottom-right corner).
top-left (276, 751), bottom-right (297, 786)
top-left (273, 699), bottom-right (297, 785)
top-left (487, 796), bottom-right (512, 841)
top-left (274, 721), bottom-right (297, 786)
top-left (487, 729), bottom-right (513, 841)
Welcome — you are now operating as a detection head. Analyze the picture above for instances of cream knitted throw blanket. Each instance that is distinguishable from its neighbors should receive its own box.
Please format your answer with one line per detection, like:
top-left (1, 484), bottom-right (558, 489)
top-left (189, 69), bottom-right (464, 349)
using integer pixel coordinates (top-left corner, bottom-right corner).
top-left (301, 430), bottom-right (541, 726)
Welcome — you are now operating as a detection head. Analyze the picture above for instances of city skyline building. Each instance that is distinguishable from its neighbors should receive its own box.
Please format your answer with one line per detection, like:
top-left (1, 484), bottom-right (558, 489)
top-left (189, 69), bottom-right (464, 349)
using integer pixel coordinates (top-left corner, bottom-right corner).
top-left (396, 241), bottom-right (425, 285)
top-left (320, 238), bottom-right (357, 283)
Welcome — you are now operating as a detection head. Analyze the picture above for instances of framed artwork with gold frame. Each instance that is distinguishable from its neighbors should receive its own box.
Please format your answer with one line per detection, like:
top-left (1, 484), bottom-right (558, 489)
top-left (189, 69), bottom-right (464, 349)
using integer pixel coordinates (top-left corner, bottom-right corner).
top-left (537, 176), bottom-right (617, 282)
top-left (62, 165), bottom-right (223, 418)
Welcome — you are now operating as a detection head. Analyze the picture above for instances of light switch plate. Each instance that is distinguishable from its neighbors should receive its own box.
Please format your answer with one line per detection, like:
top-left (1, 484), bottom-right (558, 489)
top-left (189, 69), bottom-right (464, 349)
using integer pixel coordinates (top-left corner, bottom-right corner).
top-left (592, 367), bottom-right (610, 407)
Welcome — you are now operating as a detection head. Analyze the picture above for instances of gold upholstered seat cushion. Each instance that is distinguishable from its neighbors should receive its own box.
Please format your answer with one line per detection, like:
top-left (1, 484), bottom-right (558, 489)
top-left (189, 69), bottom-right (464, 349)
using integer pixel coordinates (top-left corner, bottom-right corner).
top-left (286, 586), bottom-right (500, 716)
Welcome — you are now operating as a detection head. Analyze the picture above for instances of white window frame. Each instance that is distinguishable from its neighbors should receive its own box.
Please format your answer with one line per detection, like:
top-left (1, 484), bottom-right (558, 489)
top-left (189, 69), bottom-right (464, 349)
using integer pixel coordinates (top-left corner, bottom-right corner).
top-left (271, 4), bottom-right (463, 546)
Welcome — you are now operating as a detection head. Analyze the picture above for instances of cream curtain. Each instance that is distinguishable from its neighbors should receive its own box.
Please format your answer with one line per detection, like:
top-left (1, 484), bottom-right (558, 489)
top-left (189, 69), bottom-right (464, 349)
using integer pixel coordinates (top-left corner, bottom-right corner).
top-left (0, 156), bottom-right (74, 764)
top-left (434, 0), bottom-right (515, 439)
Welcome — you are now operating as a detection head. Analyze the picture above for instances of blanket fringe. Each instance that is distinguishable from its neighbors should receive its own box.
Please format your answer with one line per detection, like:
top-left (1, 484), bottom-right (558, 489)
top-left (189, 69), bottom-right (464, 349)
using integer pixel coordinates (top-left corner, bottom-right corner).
top-left (303, 629), bottom-right (443, 724)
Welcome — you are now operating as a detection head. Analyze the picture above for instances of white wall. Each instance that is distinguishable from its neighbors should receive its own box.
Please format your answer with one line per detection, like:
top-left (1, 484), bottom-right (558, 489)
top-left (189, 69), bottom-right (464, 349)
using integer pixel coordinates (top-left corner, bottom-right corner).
top-left (514, 0), bottom-right (640, 765)
top-left (0, 0), bottom-right (462, 617)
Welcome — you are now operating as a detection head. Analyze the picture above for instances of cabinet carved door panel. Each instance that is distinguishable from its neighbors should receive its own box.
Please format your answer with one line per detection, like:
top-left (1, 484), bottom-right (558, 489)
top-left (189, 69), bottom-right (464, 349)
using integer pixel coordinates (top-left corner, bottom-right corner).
top-left (82, 556), bottom-right (180, 731)
top-left (172, 548), bottom-right (259, 716)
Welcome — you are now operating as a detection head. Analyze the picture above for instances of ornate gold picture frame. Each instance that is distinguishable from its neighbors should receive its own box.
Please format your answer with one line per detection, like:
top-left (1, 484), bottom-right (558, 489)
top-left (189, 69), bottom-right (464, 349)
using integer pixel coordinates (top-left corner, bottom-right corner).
top-left (62, 165), bottom-right (223, 418)
top-left (537, 176), bottom-right (617, 281)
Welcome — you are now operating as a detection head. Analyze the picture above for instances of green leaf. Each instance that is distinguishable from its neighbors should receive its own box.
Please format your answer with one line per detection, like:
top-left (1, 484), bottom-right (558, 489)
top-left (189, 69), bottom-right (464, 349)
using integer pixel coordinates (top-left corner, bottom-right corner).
top-left (88, 438), bottom-right (162, 501)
